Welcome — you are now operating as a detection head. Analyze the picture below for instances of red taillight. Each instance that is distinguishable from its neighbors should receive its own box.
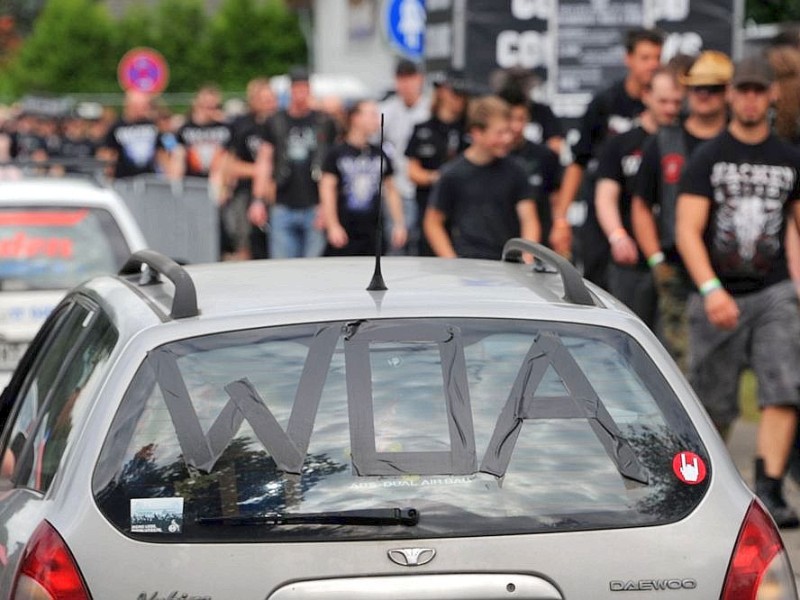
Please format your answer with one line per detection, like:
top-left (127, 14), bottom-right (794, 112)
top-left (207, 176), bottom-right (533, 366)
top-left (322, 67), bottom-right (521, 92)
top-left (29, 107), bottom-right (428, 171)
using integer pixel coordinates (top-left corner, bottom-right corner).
top-left (12, 521), bottom-right (91, 600)
top-left (720, 500), bottom-right (798, 600)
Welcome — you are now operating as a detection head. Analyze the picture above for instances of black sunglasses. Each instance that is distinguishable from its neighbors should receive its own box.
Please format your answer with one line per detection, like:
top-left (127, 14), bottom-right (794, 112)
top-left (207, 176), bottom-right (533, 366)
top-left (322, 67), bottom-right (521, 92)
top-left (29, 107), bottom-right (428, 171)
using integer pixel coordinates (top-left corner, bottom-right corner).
top-left (690, 84), bottom-right (727, 95)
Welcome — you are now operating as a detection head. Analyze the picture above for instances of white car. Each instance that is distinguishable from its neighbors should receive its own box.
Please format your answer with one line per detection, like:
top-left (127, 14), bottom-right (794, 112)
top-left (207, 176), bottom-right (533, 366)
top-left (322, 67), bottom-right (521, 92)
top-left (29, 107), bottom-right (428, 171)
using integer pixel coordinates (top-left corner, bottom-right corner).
top-left (0, 178), bottom-right (147, 385)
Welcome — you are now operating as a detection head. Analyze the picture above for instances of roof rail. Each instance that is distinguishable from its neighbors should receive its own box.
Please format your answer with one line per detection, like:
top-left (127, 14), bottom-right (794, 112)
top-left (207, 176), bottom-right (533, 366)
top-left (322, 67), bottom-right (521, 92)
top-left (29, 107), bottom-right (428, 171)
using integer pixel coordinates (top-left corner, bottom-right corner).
top-left (501, 238), bottom-right (595, 307)
top-left (119, 250), bottom-right (199, 319)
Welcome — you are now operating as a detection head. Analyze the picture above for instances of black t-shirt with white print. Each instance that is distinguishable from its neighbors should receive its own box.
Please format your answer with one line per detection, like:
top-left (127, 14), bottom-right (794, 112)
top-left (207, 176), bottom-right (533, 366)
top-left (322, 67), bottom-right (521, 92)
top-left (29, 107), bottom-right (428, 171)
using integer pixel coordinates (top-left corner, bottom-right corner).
top-left (322, 142), bottom-right (394, 238)
top-left (679, 130), bottom-right (800, 295)
top-left (176, 120), bottom-right (231, 177)
top-left (228, 113), bottom-right (268, 194)
top-left (571, 79), bottom-right (645, 169)
top-left (104, 118), bottom-right (163, 178)
top-left (263, 111), bottom-right (338, 210)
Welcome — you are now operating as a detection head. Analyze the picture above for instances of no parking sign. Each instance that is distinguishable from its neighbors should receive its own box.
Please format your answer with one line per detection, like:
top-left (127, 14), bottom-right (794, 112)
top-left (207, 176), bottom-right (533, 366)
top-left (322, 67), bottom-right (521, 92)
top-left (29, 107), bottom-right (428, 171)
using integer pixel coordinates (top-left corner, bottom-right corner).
top-left (117, 47), bottom-right (170, 94)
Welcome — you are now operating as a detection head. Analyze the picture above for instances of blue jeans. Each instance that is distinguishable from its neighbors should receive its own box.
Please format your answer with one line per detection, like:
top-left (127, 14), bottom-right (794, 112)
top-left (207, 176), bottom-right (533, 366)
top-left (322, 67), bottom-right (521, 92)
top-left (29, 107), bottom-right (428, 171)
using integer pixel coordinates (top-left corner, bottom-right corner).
top-left (269, 204), bottom-right (325, 259)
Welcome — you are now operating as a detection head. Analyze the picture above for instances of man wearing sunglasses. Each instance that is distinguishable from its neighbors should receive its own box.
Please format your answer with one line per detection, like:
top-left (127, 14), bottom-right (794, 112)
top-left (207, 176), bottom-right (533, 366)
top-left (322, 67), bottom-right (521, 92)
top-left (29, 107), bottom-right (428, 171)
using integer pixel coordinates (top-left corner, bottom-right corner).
top-left (631, 51), bottom-right (732, 372)
top-left (676, 57), bottom-right (800, 529)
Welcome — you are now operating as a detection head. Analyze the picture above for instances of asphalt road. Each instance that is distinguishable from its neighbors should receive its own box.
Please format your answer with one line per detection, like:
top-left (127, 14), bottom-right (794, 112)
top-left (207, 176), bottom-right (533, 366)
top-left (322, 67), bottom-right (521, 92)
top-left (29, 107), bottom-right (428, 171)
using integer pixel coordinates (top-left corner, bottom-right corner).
top-left (728, 418), bottom-right (800, 581)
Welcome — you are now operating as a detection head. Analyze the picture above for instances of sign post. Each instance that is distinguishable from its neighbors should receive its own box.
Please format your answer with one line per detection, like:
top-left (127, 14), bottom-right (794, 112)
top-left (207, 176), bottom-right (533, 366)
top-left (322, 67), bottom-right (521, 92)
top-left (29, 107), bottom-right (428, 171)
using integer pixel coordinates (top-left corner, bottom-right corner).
top-left (117, 47), bottom-right (170, 94)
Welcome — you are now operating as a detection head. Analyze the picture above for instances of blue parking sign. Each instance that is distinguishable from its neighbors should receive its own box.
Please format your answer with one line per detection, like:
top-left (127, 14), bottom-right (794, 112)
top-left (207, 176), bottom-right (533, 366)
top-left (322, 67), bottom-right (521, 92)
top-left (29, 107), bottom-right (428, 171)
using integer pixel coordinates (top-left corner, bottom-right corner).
top-left (385, 0), bottom-right (426, 60)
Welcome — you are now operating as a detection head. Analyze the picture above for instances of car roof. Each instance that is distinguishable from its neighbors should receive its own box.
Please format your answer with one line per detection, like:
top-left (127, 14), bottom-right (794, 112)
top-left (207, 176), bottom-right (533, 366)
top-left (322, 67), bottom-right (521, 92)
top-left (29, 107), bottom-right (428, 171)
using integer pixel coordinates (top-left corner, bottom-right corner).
top-left (103, 255), bottom-right (631, 328)
top-left (0, 178), bottom-right (149, 250)
top-left (0, 178), bottom-right (120, 207)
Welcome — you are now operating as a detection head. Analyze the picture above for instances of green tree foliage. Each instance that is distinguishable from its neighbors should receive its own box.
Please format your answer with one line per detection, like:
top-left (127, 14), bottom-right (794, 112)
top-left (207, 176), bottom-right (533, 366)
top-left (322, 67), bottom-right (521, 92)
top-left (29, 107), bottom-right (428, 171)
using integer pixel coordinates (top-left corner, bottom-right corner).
top-left (746, 0), bottom-right (800, 24)
top-left (144, 0), bottom-right (211, 92)
top-left (0, 0), bottom-right (306, 98)
top-left (4, 0), bottom-right (119, 95)
top-left (205, 0), bottom-right (306, 89)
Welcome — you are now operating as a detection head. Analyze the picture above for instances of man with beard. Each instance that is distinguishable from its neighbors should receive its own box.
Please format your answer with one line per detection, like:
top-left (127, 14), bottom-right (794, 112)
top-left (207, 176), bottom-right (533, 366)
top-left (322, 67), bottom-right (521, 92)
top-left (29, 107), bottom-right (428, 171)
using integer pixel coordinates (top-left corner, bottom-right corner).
top-left (632, 51), bottom-right (732, 371)
top-left (676, 57), bottom-right (800, 528)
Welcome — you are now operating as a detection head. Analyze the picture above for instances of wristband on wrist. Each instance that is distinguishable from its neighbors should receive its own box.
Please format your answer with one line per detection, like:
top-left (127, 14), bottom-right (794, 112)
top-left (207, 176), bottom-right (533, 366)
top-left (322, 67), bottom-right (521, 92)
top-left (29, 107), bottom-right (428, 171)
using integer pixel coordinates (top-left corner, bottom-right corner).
top-left (699, 277), bottom-right (722, 296)
top-left (608, 227), bottom-right (627, 244)
top-left (647, 252), bottom-right (665, 268)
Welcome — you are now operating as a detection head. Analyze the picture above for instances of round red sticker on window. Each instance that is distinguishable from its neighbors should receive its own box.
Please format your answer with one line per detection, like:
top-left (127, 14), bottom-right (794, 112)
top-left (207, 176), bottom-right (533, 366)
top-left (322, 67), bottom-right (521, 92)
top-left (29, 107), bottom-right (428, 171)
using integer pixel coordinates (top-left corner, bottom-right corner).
top-left (672, 451), bottom-right (707, 485)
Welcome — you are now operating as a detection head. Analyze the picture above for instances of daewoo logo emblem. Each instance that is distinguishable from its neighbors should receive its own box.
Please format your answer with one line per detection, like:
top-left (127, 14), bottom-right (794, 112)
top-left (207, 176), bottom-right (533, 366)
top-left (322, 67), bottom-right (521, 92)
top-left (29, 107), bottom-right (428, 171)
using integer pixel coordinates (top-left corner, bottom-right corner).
top-left (388, 548), bottom-right (436, 567)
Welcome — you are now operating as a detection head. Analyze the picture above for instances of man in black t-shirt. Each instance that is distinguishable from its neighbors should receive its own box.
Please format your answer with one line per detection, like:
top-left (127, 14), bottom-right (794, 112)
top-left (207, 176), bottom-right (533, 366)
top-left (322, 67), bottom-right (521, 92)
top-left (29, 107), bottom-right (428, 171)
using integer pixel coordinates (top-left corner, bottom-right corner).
top-left (257, 67), bottom-right (338, 259)
top-left (500, 87), bottom-right (561, 251)
top-left (9, 112), bottom-right (48, 163)
top-left (99, 90), bottom-right (166, 179)
top-left (320, 100), bottom-right (406, 256)
top-left (594, 68), bottom-right (683, 328)
top-left (405, 73), bottom-right (470, 256)
top-left (676, 57), bottom-right (800, 528)
top-left (556, 28), bottom-right (663, 283)
top-left (174, 86), bottom-right (231, 180)
top-left (632, 51), bottom-right (732, 371)
top-left (424, 96), bottom-right (539, 260)
top-left (226, 78), bottom-right (277, 259)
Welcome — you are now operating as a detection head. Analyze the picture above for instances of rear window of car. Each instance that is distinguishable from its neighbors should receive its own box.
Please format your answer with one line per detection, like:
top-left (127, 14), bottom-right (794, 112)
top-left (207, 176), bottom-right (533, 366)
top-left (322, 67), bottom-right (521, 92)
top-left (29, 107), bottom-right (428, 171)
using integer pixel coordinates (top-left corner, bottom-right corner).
top-left (93, 318), bottom-right (709, 542)
top-left (0, 206), bottom-right (131, 291)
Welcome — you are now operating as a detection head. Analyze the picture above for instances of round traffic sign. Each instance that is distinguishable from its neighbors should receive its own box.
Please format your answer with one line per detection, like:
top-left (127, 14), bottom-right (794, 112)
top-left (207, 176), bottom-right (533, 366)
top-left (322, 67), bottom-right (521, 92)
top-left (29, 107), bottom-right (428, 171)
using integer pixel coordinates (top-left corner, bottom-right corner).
top-left (118, 47), bottom-right (170, 94)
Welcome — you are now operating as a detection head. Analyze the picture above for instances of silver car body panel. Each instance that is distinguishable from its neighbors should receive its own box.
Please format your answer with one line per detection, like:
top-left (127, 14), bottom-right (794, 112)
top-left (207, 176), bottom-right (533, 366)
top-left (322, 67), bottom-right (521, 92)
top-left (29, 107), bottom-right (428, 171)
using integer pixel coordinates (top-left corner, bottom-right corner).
top-left (0, 257), bottom-right (760, 598)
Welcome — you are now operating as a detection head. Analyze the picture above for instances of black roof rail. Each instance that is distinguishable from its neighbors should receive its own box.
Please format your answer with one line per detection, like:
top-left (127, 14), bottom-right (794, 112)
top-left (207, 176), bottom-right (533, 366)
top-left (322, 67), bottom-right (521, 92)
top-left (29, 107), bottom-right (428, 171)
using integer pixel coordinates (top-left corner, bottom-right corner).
top-left (119, 250), bottom-right (199, 319)
top-left (501, 238), bottom-right (595, 307)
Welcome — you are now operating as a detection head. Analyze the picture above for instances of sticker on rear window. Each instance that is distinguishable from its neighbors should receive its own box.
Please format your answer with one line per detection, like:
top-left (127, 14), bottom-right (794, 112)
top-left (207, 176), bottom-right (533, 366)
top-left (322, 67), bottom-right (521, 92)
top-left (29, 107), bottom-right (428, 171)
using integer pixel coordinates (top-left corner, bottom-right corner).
top-left (672, 452), bottom-right (707, 485)
top-left (131, 498), bottom-right (184, 534)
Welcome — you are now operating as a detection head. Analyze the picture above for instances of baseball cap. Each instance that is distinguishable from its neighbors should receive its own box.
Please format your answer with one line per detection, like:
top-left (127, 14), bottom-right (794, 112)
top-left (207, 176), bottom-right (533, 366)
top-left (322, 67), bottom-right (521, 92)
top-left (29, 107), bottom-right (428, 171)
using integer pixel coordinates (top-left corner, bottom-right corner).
top-left (433, 70), bottom-right (471, 95)
top-left (395, 59), bottom-right (420, 77)
top-left (289, 66), bottom-right (310, 83)
top-left (680, 51), bottom-right (734, 86)
top-left (732, 56), bottom-right (775, 88)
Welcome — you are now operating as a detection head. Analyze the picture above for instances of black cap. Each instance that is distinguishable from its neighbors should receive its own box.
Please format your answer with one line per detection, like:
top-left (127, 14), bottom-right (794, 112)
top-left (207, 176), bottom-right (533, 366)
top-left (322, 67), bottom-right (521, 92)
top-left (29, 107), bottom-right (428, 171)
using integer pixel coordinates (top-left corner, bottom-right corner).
top-left (732, 56), bottom-right (775, 88)
top-left (289, 66), bottom-right (310, 83)
top-left (395, 59), bottom-right (420, 77)
top-left (433, 69), bottom-right (471, 95)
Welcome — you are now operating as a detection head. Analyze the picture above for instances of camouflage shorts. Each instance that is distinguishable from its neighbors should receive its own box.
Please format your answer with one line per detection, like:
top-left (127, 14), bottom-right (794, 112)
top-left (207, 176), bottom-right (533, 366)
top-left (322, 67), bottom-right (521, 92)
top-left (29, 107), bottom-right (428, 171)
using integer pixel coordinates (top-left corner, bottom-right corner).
top-left (652, 263), bottom-right (692, 374)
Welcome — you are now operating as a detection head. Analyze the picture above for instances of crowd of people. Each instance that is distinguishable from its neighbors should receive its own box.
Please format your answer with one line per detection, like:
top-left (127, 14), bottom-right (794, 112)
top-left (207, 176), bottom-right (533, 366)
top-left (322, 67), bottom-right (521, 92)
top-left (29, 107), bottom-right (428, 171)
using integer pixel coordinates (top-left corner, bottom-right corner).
top-left (2, 28), bottom-right (800, 528)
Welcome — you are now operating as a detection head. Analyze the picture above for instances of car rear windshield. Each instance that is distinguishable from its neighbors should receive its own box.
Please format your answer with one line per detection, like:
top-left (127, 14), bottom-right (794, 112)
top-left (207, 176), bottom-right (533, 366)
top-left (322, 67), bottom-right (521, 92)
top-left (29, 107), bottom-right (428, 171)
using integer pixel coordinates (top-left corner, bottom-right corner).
top-left (94, 318), bottom-right (709, 542)
top-left (0, 206), bottom-right (131, 291)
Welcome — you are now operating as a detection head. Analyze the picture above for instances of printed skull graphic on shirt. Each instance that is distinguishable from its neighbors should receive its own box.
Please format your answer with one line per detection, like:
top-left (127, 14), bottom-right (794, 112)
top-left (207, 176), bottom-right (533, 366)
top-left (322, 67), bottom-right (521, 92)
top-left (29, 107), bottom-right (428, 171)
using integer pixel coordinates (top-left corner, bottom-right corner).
top-left (710, 162), bottom-right (794, 276)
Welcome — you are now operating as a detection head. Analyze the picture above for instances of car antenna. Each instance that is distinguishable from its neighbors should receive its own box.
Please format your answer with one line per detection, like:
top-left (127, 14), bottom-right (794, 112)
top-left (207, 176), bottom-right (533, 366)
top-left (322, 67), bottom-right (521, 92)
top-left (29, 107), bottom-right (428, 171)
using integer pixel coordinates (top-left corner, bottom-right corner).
top-left (367, 112), bottom-right (388, 291)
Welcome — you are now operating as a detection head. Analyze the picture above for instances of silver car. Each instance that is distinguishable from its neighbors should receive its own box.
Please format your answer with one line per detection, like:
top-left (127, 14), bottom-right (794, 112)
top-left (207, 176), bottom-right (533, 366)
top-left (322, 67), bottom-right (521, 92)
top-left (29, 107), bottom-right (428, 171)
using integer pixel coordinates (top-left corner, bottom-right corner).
top-left (0, 241), bottom-right (794, 599)
top-left (0, 178), bottom-right (147, 386)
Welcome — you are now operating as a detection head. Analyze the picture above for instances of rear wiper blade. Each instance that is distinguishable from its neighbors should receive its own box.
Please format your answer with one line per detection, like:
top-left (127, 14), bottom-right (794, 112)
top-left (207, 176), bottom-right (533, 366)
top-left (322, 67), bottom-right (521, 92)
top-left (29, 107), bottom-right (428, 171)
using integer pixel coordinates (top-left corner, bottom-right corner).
top-left (196, 507), bottom-right (419, 527)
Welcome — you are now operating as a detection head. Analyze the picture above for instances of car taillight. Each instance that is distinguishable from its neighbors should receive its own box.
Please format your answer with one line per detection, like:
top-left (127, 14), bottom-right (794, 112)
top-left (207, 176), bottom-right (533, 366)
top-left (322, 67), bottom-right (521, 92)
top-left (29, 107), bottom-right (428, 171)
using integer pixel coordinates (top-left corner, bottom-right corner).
top-left (11, 521), bottom-right (91, 600)
top-left (720, 500), bottom-right (798, 600)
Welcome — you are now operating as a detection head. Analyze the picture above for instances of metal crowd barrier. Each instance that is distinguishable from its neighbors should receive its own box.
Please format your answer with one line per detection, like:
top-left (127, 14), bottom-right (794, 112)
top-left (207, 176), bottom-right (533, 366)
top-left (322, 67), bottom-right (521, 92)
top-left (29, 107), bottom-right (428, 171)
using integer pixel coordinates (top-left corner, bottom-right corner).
top-left (113, 175), bottom-right (219, 265)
